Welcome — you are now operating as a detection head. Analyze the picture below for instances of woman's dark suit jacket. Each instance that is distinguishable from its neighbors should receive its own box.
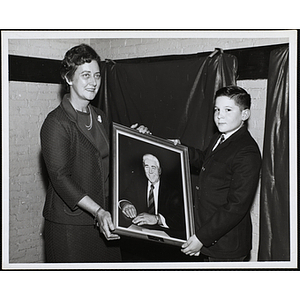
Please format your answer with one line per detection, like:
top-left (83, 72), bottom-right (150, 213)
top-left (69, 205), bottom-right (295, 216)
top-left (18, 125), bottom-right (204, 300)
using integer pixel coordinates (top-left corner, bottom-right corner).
top-left (41, 95), bottom-right (110, 225)
top-left (189, 126), bottom-right (261, 259)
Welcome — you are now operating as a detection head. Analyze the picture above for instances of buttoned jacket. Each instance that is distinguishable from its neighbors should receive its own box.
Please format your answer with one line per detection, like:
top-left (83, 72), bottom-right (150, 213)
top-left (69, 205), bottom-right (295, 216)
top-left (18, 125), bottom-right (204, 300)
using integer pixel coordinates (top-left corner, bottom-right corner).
top-left (41, 95), bottom-right (110, 225)
top-left (189, 126), bottom-right (261, 258)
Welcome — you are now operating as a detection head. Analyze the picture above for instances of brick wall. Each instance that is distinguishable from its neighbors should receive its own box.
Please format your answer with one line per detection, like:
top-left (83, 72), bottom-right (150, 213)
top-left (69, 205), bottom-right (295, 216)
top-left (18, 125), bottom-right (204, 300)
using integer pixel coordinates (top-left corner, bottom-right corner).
top-left (90, 37), bottom-right (287, 59)
top-left (8, 38), bottom-right (91, 58)
top-left (237, 79), bottom-right (267, 261)
top-left (9, 82), bottom-right (61, 262)
top-left (8, 38), bottom-right (90, 263)
top-left (7, 36), bottom-right (286, 264)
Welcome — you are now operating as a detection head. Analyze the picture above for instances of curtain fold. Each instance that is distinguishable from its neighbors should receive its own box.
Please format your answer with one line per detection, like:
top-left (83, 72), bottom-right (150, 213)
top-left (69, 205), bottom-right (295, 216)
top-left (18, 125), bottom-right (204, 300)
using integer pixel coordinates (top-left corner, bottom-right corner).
top-left (177, 51), bottom-right (238, 149)
top-left (97, 50), bottom-right (237, 150)
top-left (258, 45), bottom-right (289, 261)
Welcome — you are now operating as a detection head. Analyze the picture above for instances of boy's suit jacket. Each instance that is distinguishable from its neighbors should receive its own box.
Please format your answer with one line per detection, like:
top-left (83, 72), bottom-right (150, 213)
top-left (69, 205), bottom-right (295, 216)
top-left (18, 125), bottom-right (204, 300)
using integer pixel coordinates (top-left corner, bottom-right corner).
top-left (189, 126), bottom-right (261, 258)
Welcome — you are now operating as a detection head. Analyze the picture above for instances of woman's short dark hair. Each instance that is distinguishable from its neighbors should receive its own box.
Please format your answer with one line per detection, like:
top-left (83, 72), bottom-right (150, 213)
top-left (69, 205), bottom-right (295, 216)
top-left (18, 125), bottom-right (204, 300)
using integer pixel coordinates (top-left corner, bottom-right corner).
top-left (214, 85), bottom-right (251, 110)
top-left (60, 44), bottom-right (101, 85)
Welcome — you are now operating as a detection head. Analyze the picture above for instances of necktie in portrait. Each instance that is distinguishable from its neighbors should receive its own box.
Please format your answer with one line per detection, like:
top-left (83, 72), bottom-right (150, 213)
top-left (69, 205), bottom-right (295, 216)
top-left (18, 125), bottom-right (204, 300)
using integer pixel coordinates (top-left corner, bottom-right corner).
top-left (148, 184), bottom-right (155, 214)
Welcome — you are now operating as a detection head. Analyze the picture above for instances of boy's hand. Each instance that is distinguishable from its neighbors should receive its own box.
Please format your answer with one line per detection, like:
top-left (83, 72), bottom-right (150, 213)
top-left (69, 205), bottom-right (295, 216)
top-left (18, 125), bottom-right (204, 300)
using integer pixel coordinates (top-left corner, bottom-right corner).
top-left (181, 234), bottom-right (203, 256)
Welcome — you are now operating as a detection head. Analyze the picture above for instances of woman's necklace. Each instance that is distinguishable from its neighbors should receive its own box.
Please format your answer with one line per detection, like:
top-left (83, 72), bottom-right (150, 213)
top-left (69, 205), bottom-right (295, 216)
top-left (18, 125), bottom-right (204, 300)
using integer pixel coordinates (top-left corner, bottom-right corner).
top-left (85, 105), bottom-right (93, 130)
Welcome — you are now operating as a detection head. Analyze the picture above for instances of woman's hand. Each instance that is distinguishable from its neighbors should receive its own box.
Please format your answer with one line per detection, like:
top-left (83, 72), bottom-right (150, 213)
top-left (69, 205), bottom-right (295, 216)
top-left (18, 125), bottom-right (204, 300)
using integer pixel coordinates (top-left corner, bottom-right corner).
top-left (168, 139), bottom-right (181, 146)
top-left (132, 212), bottom-right (157, 226)
top-left (77, 196), bottom-right (120, 241)
top-left (130, 123), bottom-right (152, 134)
top-left (181, 234), bottom-right (203, 256)
top-left (96, 208), bottom-right (120, 241)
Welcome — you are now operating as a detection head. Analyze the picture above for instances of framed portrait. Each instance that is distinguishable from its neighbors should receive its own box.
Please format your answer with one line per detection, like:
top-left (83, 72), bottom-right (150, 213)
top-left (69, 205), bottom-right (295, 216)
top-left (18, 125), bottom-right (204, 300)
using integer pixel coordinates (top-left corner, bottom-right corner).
top-left (111, 122), bottom-right (195, 246)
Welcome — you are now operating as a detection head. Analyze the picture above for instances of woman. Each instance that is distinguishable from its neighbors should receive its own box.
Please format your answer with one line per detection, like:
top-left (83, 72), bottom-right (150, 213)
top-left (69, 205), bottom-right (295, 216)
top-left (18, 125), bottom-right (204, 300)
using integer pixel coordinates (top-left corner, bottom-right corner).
top-left (41, 44), bottom-right (147, 263)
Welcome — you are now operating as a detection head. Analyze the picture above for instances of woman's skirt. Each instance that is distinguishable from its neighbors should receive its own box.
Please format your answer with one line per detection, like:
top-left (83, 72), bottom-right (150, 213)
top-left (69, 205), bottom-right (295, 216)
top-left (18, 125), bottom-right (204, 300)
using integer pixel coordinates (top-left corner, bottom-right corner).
top-left (44, 219), bottom-right (121, 263)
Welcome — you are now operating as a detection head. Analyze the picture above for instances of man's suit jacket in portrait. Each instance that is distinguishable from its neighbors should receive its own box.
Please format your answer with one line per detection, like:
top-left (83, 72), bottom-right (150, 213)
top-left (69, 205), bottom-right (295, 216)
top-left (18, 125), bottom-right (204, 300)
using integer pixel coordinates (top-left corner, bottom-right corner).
top-left (119, 172), bottom-right (186, 240)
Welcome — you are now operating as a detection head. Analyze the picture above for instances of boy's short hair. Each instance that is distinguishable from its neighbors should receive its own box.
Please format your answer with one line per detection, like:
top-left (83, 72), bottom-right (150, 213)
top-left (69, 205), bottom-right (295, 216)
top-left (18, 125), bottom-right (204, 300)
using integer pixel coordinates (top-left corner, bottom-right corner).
top-left (214, 85), bottom-right (251, 110)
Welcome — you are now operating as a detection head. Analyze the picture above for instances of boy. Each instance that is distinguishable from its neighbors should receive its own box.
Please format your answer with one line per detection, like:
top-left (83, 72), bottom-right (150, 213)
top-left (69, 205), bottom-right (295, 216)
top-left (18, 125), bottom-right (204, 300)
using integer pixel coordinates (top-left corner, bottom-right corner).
top-left (181, 85), bottom-right (261, 261)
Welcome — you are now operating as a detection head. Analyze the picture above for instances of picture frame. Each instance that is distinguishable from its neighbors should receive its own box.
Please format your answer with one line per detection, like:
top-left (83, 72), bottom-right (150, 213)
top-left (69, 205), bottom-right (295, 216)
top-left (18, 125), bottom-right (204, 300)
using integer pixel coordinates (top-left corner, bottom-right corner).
top-left (111, 122), bottom-right (195, 246)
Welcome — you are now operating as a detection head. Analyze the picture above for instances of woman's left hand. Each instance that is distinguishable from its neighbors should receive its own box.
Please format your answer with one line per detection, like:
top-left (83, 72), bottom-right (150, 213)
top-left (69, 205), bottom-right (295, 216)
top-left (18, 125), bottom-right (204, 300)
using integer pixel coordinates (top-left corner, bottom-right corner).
top-left (131, 123), bottom-right (152, 134)
top-left (96, 208), bottom-right (120, 240)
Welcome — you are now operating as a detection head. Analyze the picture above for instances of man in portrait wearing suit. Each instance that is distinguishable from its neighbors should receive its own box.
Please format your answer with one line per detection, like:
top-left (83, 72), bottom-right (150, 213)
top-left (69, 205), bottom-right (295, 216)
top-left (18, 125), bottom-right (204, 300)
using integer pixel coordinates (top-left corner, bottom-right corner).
top-left (119, 153), bottom-right (187, 261)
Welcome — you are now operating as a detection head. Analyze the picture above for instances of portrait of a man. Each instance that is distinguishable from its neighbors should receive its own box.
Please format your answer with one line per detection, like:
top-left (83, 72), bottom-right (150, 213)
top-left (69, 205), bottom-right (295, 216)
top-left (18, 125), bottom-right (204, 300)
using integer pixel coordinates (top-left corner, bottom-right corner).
top-left (119, 153), bottom-right (186, 240)
top-left (112, 123), bottom-right (194, 247)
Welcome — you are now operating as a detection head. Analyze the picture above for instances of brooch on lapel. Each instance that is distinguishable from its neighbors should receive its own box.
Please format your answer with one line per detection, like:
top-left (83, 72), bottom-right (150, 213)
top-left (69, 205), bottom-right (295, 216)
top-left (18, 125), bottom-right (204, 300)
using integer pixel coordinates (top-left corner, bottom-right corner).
top-left (97, 115), bottom-right (102, 123)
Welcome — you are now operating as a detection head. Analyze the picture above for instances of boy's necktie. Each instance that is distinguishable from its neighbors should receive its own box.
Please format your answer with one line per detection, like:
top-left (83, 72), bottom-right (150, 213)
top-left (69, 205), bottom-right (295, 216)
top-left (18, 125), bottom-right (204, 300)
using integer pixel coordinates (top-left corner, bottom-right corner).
top-left (148, 184), bottom-right (155, 214)
top-left (213, 134), bottom-right (225, 151)
top-left (219, 134), bottom-right (225, 145)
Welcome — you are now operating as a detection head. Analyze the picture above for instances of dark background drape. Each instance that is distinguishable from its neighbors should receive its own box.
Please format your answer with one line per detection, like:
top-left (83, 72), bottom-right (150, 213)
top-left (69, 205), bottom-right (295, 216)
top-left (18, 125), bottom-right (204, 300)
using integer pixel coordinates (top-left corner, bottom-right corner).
top-left (95, 51), bottom-right (238, 209)
top-left (95, 46), bottom-right (291, 261)
top-left (96, 50), bottom-right (237, 150)
top-left (258, 45), bottom-right (290, 261)
top-left (94, 49), bottom-right (238, 219)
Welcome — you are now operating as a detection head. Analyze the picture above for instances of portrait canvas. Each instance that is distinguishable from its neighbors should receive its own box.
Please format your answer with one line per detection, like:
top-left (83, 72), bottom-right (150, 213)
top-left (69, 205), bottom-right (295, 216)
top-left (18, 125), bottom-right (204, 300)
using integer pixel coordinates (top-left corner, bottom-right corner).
top-left (111, 123), bottom-right (195, 246)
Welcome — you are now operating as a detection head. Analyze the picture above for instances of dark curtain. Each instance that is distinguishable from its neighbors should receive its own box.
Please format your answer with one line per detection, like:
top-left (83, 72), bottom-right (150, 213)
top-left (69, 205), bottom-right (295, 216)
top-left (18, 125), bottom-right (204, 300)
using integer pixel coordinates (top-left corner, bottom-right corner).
top-left (97, 50), bottom-right (237, 150)
top-left (258, 45), bottom-right (289, 261)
